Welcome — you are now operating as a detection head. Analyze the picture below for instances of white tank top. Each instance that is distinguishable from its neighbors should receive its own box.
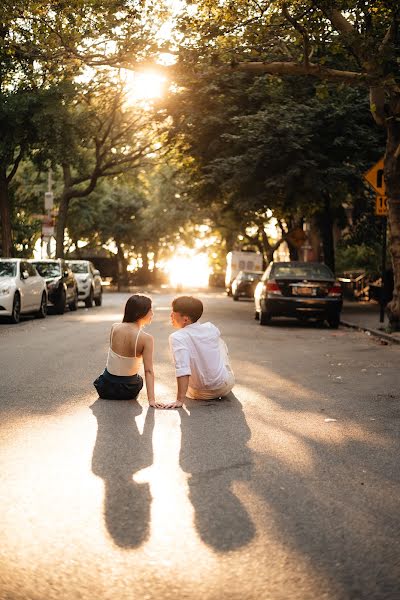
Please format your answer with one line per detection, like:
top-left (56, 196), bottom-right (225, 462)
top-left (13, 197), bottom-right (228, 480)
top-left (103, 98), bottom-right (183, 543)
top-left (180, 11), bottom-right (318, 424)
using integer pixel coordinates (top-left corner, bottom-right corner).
top-left (106, 326), bottom-right (142, 376)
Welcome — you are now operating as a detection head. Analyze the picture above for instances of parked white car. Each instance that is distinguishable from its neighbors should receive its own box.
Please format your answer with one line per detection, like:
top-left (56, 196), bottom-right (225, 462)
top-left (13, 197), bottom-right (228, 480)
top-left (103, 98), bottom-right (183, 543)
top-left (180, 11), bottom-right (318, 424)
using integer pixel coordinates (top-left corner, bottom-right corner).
top-left (0, 259), bottom-right (48, 323)
top-left (66, 260), bottom-right (102, 307)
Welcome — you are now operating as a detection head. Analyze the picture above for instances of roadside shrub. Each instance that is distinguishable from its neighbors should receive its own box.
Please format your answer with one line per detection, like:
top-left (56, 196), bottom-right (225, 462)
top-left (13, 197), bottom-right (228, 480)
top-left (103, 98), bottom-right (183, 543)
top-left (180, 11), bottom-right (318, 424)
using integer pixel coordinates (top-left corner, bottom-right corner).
top-left (335, 243), bottom-right (381, 278)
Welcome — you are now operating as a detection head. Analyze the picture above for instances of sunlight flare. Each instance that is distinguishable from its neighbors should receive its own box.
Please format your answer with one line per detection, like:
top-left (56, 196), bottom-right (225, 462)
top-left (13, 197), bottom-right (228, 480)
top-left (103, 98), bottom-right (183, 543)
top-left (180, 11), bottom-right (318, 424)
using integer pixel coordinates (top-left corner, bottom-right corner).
top-left (122, 69), bottom-right (167, 102)
top-left (165, 251), bottom-right (210, 288)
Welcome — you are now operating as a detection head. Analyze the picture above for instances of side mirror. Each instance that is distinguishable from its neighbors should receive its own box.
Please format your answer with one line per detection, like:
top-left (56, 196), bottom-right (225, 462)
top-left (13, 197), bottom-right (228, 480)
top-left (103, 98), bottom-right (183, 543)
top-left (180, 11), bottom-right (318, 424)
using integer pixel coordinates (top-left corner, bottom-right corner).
top-left (21, 270), bottom-right (29, 280)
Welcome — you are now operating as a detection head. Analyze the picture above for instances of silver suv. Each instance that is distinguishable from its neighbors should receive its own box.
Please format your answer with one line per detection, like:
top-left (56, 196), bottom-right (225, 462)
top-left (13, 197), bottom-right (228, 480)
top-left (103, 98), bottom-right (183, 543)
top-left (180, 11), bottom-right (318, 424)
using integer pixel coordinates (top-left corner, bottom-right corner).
top-left (66, 260), bottom-right (102, 307)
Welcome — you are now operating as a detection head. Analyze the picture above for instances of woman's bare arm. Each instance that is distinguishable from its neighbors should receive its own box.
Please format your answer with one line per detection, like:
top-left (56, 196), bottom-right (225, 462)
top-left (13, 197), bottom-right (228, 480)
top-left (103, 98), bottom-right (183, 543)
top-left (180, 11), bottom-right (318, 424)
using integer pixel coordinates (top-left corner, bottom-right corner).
top-left (142, 334), bottom-right (161, 407)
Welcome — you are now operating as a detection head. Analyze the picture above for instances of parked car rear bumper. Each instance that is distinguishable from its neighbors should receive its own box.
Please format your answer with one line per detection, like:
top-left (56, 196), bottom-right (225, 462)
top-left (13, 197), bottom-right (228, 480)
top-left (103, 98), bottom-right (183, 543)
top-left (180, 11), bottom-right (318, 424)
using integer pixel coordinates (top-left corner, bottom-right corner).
top-left (262, 296), bottom-right (342, 317)
top-left (234, 285), bottom-right (257, 298)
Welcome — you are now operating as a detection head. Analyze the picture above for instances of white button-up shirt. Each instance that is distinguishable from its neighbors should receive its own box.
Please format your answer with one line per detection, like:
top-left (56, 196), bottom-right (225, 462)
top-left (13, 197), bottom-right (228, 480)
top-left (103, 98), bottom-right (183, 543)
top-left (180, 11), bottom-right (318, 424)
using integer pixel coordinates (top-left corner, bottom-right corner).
top-left (169, 322), bottom-right (231, 391)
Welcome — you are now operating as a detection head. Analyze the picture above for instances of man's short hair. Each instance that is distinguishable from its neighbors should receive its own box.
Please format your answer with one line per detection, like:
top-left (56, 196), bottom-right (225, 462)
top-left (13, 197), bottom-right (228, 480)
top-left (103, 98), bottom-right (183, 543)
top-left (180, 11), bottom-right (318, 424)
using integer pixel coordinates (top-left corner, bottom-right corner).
top-left (172, 296), bottom-right (203, 323)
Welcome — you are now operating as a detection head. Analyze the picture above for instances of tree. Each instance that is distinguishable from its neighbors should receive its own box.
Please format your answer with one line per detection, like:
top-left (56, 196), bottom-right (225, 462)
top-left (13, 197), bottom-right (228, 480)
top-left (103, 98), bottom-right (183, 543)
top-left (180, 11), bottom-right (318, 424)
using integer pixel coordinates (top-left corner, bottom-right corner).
top-left (65, 160), bottom-right (198, 284)
top-left (175, 1), bottom-right (400, 327)
top-left (47, 79), bottom-right (161, 257)
top-left (0, 0), bottom-right (156, 257)
top-left (0, 85), bottom-right (72, 256)
top-left (163, 62), bottom-right (383, 271)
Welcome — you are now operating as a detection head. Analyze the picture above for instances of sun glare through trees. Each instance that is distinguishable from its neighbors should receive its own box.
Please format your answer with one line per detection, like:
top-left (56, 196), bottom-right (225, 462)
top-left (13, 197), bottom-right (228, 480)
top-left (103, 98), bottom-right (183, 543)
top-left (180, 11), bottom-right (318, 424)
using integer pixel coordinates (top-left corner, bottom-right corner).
top-left (165, 250), bottom-right (210, 288)
top-left (123, 70), bottom-right (167, 102)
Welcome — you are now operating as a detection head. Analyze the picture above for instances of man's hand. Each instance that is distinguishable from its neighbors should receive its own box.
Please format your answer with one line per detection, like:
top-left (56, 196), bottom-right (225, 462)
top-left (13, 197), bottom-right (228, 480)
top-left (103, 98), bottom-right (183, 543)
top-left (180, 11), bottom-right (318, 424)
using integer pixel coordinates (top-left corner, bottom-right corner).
top-left (163, 399), bottom-right (184, 409)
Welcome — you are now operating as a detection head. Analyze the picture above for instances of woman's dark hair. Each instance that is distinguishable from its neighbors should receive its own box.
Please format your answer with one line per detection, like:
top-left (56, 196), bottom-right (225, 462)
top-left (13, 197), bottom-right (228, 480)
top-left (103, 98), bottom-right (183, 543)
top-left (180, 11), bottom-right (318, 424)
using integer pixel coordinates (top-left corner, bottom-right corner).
top-left (172, 296), bottom-right (203, 323)
top-left (123, 294), bottom-right (152, 323)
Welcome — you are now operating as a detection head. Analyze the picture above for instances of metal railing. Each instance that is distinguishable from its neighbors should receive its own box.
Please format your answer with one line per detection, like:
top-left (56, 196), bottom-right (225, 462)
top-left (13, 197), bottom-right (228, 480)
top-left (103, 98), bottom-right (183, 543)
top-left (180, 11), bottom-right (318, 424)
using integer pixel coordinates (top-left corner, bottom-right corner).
top-left (338, 272), bottom-right (370, 300)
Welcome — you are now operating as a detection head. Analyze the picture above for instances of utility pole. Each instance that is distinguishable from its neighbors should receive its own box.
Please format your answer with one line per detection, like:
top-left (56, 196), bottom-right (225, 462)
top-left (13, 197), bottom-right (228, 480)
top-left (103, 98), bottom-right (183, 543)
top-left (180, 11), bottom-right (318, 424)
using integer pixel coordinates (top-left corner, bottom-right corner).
top-left (42, 168), bottom-right (54, 258)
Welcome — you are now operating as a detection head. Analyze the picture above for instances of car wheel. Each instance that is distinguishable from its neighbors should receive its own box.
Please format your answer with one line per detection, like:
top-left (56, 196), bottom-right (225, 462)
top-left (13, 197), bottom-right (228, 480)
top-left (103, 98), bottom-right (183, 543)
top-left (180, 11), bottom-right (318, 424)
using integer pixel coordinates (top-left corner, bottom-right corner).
top-left (10, 293), bottom-right (21, 324)
top-left (85, 288), bottom-right (94, 308)
top-left (255, 311), bottom-right (259, 321)
top-left (233, 295), bottom-right (239, 301)
top-left (69, 290), bottom-right (78, 311)
top-left (328, 314), bottom-right (340, 329)
top-left (260, 310), bottom-right (272, 326)
top-left (94, 291), bottom-right (102, 306)
top-left (54, 288), bottom-right (66, 315)
top-left (36, 292), bottom-right (47, 319)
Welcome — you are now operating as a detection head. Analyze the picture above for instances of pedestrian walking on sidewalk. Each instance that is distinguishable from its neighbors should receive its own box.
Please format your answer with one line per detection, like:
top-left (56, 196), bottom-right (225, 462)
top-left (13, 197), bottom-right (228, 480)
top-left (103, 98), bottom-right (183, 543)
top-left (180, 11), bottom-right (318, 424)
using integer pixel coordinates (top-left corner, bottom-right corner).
top-left (93, 294), bottom-right (162, 407)
top-left (166, 295), bottom-right (235, 408)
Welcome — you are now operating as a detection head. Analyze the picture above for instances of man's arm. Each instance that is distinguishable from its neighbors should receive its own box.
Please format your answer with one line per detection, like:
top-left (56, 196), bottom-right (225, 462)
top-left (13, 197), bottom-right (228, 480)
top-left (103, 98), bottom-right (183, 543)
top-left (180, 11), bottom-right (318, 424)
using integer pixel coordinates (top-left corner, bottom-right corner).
top-left (171, 375), bottom-right (189, 408)
top-left (166, 334), bottom-right (191, 409)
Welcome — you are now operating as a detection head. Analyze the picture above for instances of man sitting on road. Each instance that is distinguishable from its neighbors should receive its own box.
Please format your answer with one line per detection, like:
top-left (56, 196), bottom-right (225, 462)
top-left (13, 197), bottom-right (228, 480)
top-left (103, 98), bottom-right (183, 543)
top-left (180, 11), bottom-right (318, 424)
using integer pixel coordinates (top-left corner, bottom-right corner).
top-left (167, 296), bottom-right (235, 408)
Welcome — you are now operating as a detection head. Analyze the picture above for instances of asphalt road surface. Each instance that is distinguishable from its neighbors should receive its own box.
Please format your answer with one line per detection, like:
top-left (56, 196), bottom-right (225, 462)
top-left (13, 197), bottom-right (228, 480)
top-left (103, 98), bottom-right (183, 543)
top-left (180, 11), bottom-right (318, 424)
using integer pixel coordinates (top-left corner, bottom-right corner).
top-left (1, 290), bottom-right (399, 600)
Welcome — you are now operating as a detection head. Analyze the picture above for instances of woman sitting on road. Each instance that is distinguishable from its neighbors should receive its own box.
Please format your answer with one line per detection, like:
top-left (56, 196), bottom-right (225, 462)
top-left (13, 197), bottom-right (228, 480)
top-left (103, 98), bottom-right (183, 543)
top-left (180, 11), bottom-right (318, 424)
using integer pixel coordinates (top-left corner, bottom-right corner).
top-left (93, 294), bottom-right (161, 407)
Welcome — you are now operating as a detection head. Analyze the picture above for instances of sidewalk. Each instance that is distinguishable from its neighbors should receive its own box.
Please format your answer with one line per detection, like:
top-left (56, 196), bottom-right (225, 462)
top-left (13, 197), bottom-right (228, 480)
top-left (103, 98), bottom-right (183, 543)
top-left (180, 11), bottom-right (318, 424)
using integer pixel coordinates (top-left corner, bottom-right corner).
top-left (341, 300), bottom-right (400, 344)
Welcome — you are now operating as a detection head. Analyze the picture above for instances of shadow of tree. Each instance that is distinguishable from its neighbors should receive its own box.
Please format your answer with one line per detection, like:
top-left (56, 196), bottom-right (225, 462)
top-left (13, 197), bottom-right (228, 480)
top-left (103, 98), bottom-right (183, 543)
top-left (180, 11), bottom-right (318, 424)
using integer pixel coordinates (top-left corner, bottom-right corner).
top-left (247, 423), bottom-right (400, 598)
top-left (90, 399), bottom-right (154, 548)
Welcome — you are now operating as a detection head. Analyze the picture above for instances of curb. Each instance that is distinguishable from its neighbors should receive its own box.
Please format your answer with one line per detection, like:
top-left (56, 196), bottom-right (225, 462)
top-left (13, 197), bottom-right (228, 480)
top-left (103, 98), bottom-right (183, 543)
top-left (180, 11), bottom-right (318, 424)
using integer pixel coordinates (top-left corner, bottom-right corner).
top-left (340, 319), bottom-right (400, 345)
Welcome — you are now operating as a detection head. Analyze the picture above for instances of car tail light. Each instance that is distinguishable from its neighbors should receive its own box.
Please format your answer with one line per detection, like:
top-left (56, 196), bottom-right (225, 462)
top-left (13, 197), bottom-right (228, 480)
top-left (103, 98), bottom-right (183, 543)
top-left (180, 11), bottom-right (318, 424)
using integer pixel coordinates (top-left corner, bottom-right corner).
top-left (328, 283), bottom-right (342, 297)
top-left (266, 280), bottom-right (282, 296)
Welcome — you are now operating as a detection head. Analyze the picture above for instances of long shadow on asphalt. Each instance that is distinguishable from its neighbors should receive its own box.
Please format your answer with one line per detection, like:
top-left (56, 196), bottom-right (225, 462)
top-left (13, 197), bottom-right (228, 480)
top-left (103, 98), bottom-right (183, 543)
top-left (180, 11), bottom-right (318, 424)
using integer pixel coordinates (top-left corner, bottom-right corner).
top-left (180, 393), bottom-right (256, 552)
top-left (90, 398), bottom-right (154, 548)
top-left (247, 420), bottom-right (400, 597)
top-left (234, 365), bottom-right (400, 596)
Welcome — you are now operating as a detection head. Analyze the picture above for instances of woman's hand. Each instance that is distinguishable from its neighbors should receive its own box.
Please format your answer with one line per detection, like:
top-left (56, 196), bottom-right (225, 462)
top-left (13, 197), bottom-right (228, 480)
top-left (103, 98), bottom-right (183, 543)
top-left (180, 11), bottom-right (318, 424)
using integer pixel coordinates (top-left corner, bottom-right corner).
top-left (148, 399), bottom-right (165, 408)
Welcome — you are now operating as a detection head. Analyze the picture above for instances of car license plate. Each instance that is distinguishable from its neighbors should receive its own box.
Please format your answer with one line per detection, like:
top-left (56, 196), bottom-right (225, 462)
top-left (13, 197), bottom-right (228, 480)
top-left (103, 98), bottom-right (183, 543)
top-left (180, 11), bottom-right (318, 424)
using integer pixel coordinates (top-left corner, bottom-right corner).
top-left (292, 286), bottom-right (317, 296)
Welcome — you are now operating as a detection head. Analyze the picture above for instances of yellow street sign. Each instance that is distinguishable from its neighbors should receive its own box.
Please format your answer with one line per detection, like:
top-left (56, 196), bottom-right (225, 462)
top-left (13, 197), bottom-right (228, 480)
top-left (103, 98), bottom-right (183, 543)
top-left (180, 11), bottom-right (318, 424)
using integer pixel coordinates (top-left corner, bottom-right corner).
top-left (364, 157), bottom-right (385, 195)
top-left (375, 195), bottom-right (388, 216)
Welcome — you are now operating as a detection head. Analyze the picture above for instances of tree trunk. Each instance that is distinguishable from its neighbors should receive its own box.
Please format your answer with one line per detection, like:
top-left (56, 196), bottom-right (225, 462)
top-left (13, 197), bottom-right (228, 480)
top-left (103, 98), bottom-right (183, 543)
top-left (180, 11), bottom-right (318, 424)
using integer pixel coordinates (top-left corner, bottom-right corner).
top-left (288, 243), bottom-right (299, 261)
top-left (224, 229), bottom-right (238, 253)
top-left (141, 243), bottom-right (151, 284)
top-left (56, 193), bottom-right (70, 258)
top-left (116, 242), bottom-right (128, 291)
top-left (316, 195), bottom-right (335, 273)
top-left (0, 171), bottom-right (13, 257)
top-left (384, 115), bottom-right (400, 330)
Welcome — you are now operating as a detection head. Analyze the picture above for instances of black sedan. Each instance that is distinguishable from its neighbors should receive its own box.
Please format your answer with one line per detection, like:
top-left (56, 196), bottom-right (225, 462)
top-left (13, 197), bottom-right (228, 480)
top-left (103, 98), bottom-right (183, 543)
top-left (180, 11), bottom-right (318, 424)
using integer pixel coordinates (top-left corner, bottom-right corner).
top-left (30, 259), bottom-right (78, 314)
top-left (254, 261), bottom-right (342, 328)
top-left (232, 270), bottom-right (264, 301)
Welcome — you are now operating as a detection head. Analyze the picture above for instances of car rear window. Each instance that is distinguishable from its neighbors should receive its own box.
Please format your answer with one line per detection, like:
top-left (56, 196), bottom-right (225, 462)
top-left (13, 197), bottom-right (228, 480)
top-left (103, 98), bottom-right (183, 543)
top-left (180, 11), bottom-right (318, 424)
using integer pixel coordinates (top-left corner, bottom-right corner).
top-left (33, 262), bottom-right (61, 278)
top-left (272, 264), bottom-right (334, 279)
top-left (67, 262), bottom-right (88, 274)
top-left (241, 272), bottom-right (262, 280)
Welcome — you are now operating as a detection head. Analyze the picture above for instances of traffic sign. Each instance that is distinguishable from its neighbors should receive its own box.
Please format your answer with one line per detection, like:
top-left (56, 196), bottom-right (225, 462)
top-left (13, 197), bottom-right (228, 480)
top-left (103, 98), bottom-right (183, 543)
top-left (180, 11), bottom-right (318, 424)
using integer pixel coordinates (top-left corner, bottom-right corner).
top-left (375, 195), bottom-right (388, 216)
top-left (364, 158), bottom-right (385, 195)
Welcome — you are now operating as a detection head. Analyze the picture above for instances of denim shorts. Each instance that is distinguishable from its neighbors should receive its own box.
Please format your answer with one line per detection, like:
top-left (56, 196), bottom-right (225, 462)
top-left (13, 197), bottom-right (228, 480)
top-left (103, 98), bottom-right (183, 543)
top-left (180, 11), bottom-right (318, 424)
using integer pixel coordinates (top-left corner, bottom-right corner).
top-left (93, 368), bottom-right (143, 400)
